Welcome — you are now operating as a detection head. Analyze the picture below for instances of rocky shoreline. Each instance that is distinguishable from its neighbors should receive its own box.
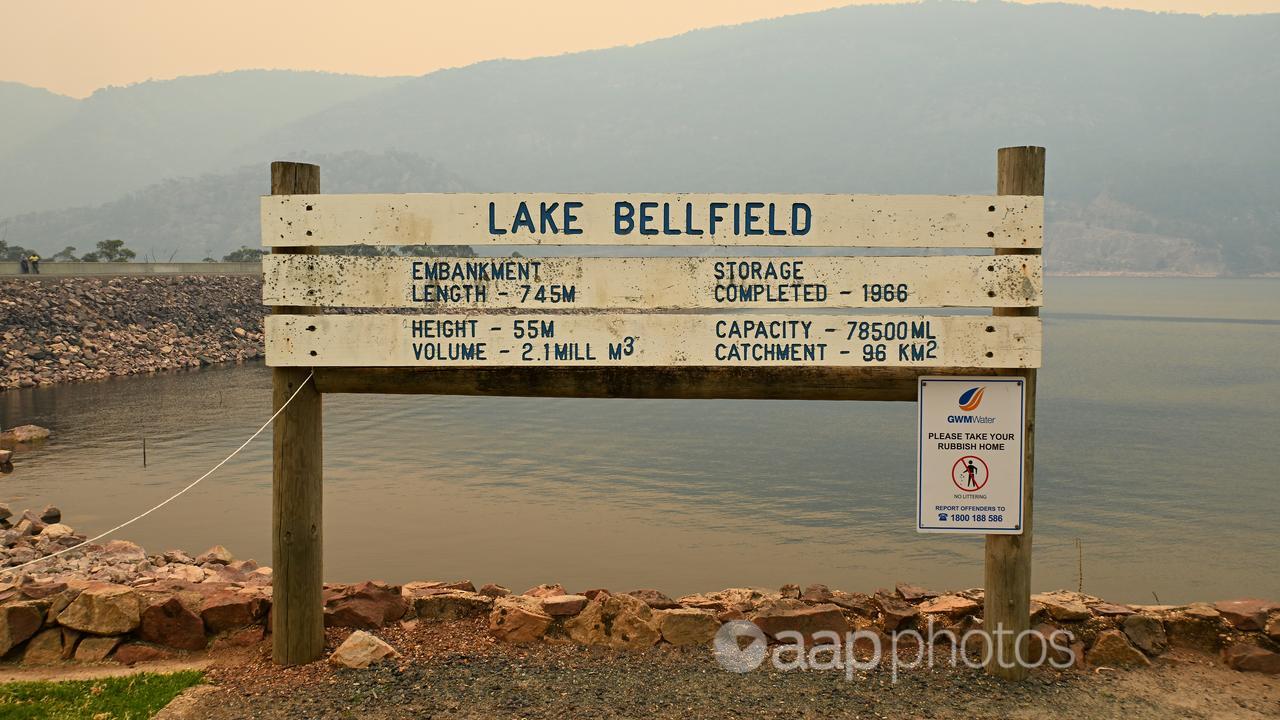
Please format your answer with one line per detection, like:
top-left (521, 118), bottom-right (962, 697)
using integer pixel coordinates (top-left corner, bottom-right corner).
top-left (0, 510), bottom-right (1276, 678)
top-left (0, 275), bottom-right (265, 391)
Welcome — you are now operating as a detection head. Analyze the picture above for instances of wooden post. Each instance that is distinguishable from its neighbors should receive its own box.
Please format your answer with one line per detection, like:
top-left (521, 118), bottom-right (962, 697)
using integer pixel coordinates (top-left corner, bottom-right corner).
top-left (270, 161), bottom-right (324, 665)
top-left (984, 146), bottom-right (1044, 680)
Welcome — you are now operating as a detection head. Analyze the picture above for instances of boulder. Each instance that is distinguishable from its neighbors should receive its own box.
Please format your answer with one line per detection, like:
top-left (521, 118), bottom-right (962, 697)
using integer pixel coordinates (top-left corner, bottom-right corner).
top-left (1, 425), bottom-right (51, 443)
top-left (0, 504), bottom-right (10, 521)
top-left (1222, 643), bottom-right (1280, 675)
top-left (753, 601), bottom-right (850, 643)
top-left (1089, 602), bottom-right (1135, 617)
top-left (1184, 603), bottom-right (1220, 620)
top-left (477, 583), bottom-right (510, 598)
top-left (917, 595), bottom-right (980, 617)
top-left (678, 588), bottom-right (769, 614)
top-left (324, 581), bottom-right (406, 629)
top-left (413, 591), bottom-right (493, 621)
top-left (402, 580), bottom-right (474, 598)
top-left (210, 625), bottom-right (265, 651)
top-left (195, 545), bottom-right (234, 565)
top-left (200, 591), bottom-right (268, 633)
top-left (1087, 629), bottom-right (1150, 668)
top-left (779, 584), bottom-right (801, 600)
top-left (38, 505), bottom-right (61, 524)
top-left (563, 600), bottom-right (609, 646)
top-left (873, 592), bottom-right (919, 631)
top-left (1031, 592), bottom-right (1092, 622)
top-left (895, 583), bottom-right (938, 601)
top-left (1122, 614), bottom-right (1168, 656)
top-left (828, 591), bottom-right (876, 615)
top-left (799, 584), bottom-right (834, 604)
top-left (140, 596), bottom-right (207, 650)
top-left (114, 642), bottom-right (177, 666)
top-left (100, 540), bottom-right (146, 563)
top-left (1213, 599), bottom-right (1273, 632)
top-left (581, 588), bottom-right (610, 601)
top-left (74, 635), bottom-right (123, 662)
top-left (1166, 612), bottom-right (1223, 653)
top-left (163, 550), bottom-right (196, 565)
top-left (37, 523), bottom-right (74, 541)
top-left (522, 583), bottom-right (567, 598)
top-left (0, 450), bottom-right (11, 465)
top-left (56, 583), bottom-right (141, 635)
top-left (329, 630), bottom-right (399, 669)
top-left (603, 593), bottom-right (661, 650)
top-left (541, 594), bottom-right (589, 617)
top-left (490, 596), bottom-right (552, 644)
top-left (655, 608), bottom-right (720, 646)
top-left (22, 628), bottom-right (65, 664)
top-left (1267, 614), bottom-right (1280, 642)
top-left (626, 589), bottom-right (679, 609)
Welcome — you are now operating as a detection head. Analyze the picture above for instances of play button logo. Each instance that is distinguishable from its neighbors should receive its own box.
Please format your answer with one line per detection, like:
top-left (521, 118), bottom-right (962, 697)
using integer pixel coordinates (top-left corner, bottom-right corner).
top-left (713, 620), bottom-right (768, 673)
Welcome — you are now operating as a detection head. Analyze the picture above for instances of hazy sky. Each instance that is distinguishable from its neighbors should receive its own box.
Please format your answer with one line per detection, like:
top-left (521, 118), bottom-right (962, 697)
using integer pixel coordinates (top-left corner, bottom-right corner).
top-left (5, 0), bottom-right (1278, 97)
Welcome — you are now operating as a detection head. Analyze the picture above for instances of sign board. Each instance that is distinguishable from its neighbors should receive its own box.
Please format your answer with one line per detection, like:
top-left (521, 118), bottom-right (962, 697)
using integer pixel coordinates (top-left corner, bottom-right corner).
top-left (266, 314), bottom-right (1040, 368)
top-left (916, 376), bottom-right (1025, 534)
top-left (262, 193), bottom-right (1043, 248)
top-left (263, 255), bottom-right (1043, 310)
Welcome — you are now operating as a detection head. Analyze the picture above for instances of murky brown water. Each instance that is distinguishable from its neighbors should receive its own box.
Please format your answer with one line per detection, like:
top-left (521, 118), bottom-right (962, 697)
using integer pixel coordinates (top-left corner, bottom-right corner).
top-left (2, 277), bottom-right (1278, 603)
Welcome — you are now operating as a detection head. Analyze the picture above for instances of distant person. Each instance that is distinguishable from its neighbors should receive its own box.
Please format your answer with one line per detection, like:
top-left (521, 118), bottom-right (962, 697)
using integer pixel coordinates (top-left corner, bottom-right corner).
top-left (28, 254), bottom-right (40, 274)
top-left (18, 257), bottom-right (29, 274)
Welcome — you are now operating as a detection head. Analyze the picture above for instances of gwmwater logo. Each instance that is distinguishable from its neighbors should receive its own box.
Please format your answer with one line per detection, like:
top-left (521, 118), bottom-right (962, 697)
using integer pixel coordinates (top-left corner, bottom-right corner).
top-left (948, 386), bottom-right (996, 424)
top-left (958, 387), bottom-right (985, 411)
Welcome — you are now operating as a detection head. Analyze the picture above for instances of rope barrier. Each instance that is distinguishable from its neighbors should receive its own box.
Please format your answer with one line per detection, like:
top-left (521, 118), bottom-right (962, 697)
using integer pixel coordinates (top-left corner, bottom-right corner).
top-left (0, 371), bottom-right (315, 579)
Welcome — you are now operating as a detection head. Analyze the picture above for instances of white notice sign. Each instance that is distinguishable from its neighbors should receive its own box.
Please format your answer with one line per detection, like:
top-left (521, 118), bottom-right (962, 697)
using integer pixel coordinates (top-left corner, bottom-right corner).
top-left (917, 377), bottom-right (1025, 534)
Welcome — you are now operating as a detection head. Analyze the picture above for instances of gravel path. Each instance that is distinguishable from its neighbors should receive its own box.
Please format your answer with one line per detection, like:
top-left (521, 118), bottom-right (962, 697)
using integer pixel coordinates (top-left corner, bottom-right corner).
top-left (180, 620), bottom-right (1279, 720)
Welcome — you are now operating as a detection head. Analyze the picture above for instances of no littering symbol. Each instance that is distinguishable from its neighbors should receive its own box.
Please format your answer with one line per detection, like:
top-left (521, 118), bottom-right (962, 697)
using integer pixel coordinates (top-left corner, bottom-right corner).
top-left (951, 455), bottom-right (989, 492)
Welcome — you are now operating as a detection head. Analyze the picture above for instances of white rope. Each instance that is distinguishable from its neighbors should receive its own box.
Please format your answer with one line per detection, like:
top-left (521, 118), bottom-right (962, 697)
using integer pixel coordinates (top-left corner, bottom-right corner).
top-left (1, 370), bottom-right (315, 579)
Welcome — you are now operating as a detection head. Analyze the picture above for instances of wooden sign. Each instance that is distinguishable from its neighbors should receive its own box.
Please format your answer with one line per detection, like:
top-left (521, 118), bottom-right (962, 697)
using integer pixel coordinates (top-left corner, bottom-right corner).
top-left (263, 254), bottom-right (1044, 310)
top-left (265, 314), bottom-right (1040, 368)
top-left (262, 193), bottom-right (1043, 248)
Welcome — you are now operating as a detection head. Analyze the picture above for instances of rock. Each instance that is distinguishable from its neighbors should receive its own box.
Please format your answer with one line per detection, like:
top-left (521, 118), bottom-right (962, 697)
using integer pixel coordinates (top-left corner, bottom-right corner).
top-left (799, 584), bottom-right (833, 603)
top-left (74, 635), bottom-right (123, 662)
top-left (753, 601), bottom-right (850, 643)
top-left (1267, 614), bottom-right (1280, 642)
top-left (200, 591), bottom-right (268, 633)
top-left (163, 549), bottom-right (196, 565)
top-left (873, 592), bottom-right (919, 631)
top-left (324, 581), bottom-right (406, 629)
top-left (490, 596), bottom-right (552, 644)
top-left (895, 582), bottom-right (938, 601)
top-left (413, 591), bottom-right (494, 621)
top-left (60, 628), bottom-right (82, 659)
top-left (828, 591), bottom-right (876, 615)
top-left (1025, 623), bottom-right (1076, 666)
top-left (1184, 603), bottom-right (1220, 619)
top-left (1213, 599), bottom-right (1273, 631)
top-left (0, 597), bottom-right (43, 653)
top-left (19, 579), bottom-right (67, 600)
top-left (101, 539), bottom-right (146, 563)
top-left (603, 593), bottom-right (661, 650)
top-left (541, 594), bottom-right (589, 617)
top-left (157, 564), bottom-right (205, 583)
top-left (56, 582), bottom-right (142, 635)
top-left (233, 327), bottom-right (248, 338)
top-left (403, 580), bottom-right (474, 597)
top-left (1, 425), bottom-right (51, 443)
top-left (1087, 629), bottom-right (1151, 668)
top-left (917, 595), bottom-right (980, 616)
top-left (563, 600), bottom-right (609, 646)
top-left (1166, 613), bottom-right (1222, 653)
top-left (114, 642), bottom-right (177, 666)
top-left (477, 583), bottom-right (510, 598)
top-left (329, 630), bottom-right (399, 669)
top-left (1122, 614), bottom-right (1168, 656)
top-left (195, 545), bottom-right (234, 565)
top-left (141, 596), bottom-right (207, 650)
top-left (522, 583), bottom-right (567, 598)
top-left (1222, 643), bottom-right (1280, 675)
top-left (38, 523), bottom-right (74, 540)
top-left (22, 628), bottom-right (65, 664)
top-left (678, 588), bottom-right (768, 614)
top-left (245, 567), bottom-right (273, 586)
top-left (210, 625), bottom-right (265, 651)
top-left (1031, 592), bottom-right (1092, 622)
top-left (0, 504), bottom-right (10, 521)
top-left (0, 450), bottom-right (11, 464)
top-left (779, 583), bottom-right (801, 599)
top-left (1089, 602), bottom-right (1134, 617)
top-left (626, 589), bottom-right (679, 609)
top-left (581, 588), bottom-right (610, 601)
top-left (38, 505), bottom-right (61, 524)
top-left (655, 608), bottom-right (720, 646)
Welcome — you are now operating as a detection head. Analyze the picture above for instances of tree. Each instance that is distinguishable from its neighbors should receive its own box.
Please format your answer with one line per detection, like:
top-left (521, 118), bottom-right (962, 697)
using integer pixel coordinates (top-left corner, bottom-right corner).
top-left (222, 245), bottom-right (265, 262)
top-left (80, 238), bottom-right (137, 262)
top-left (0, 239), bottom-right (32, 261)
top-left (51, 246), bottom-right (78, 262)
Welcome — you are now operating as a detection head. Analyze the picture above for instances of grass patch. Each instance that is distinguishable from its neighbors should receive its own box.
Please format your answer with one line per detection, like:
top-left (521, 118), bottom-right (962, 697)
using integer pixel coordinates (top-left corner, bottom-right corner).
top-left (0, 670), bottom-right (203, 720)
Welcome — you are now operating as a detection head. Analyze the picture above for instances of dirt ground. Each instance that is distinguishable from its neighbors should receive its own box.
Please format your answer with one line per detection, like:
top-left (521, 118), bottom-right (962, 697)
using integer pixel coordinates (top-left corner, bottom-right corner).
top-left (152, 619), bottom-right (1279, 720)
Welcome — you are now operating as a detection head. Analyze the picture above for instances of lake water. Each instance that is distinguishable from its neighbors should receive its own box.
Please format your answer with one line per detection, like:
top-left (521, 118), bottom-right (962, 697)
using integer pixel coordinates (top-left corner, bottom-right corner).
top-left (2, 277), bottom-right (1277, 603)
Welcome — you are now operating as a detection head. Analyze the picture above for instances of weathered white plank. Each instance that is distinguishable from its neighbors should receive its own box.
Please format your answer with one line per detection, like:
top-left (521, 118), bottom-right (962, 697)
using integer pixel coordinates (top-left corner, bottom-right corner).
top-left (263, 254), bottom-right (1043, 309)
top-left (261, 193), bottom-right (1043, 248)
top-left (266, 314), bottom-right (1040, 368)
